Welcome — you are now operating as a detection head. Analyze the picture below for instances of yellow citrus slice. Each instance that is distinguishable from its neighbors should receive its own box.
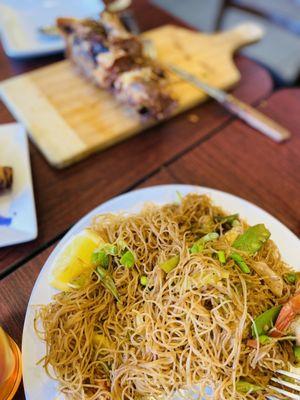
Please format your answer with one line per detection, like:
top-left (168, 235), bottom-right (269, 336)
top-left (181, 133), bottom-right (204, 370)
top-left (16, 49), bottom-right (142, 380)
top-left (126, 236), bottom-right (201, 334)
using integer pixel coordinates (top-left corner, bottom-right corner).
top-left (49, 229), bottom-right (103, 291)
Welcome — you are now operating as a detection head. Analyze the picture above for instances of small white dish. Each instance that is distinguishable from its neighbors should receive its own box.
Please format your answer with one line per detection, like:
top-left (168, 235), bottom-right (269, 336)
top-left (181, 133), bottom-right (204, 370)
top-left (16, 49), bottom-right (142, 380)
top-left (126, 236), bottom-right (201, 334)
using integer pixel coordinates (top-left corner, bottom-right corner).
top-left (0, 0), bottom-right (104, 58)
top-left (0, 123), bottom-right (37, 247)
top-left (22, 184), bottom-right (300, 399)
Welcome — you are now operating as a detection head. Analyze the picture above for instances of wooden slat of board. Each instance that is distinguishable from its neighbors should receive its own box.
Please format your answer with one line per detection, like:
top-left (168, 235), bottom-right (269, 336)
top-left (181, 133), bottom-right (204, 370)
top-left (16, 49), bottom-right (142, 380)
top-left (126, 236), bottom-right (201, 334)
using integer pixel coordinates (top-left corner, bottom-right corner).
top-left (167, 89), bottom-right (300, 236)
top-left (0, 75), bottom-right (86, 165)
top-left (0, 23), bottom-right (263, 167)
top-left (0, 57), bottom-right (273, 277)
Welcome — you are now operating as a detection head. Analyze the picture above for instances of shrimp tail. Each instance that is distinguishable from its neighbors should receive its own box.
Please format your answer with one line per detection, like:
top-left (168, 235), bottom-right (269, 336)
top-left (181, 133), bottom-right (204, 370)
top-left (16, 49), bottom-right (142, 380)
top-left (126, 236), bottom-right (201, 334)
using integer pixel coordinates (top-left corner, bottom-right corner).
top-left (274, 305), bottom-right (295, 333)
top-left (271, 293), bottom-right (300, 337)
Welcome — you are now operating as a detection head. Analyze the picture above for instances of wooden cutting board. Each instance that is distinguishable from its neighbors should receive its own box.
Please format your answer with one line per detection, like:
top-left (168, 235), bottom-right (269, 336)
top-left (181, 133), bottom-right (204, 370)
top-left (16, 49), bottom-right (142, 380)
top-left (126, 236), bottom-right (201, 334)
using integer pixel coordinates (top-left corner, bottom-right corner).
top-left (0, 23), bottom-right (263, 168)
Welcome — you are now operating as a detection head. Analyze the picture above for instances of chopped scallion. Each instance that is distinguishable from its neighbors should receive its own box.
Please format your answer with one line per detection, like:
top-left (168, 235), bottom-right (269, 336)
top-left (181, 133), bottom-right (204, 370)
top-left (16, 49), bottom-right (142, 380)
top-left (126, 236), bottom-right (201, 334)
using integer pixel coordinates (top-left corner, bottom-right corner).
top-left (91, 250), bottom-right (109, 268)
top-left (202, 232), bottom-right (219, 242)
top-left (217, 250), bottom-right (226, 264)
top-left (190, 242), bottom-right (204, 254)
top-left (215, 213), bottom-right (239, 225)
top-left (117, 240), bottom-right (127, 253)
top-left (140, 275), bottom-right (148, 286)
top-left (236, 380), bottom-right (263, 393)
top-left (95, 266), bottom-right (120, 301)
top-left (190, 232), bottom-right (219, 254)
top-left (230, 253), bottom-right (250, 274)
top-left (120, 250), bottom-right (135, 268)
top-left (258, 335), bottom-right (271, 345)
top-left (100, 243), bottom-right (118, 256)
top-left (159, 255), bottom-right (180, 273)
top-left (176, 191), bottom-right (183, 202)
top-left (283, 273), bottom-right (299, 285)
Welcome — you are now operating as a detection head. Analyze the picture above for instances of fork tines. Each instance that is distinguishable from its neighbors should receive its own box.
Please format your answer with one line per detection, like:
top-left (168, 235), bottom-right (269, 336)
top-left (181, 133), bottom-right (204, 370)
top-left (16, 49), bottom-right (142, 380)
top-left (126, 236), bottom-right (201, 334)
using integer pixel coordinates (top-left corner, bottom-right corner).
top-left (268, 369), bottom-right (300, 400)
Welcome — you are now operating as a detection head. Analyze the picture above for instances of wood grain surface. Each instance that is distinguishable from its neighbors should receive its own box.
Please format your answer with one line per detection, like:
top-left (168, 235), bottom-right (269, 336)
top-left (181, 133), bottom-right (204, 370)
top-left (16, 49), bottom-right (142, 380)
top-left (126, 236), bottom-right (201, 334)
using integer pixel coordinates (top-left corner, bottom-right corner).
top-left (2, 1), bottom-right (293, 399)
top-left (0, 23), bottom-right (263, 167)
top-left (167, 89), bottom-right (300, 236)
top-left (0, 6), bottom-right (273, 276)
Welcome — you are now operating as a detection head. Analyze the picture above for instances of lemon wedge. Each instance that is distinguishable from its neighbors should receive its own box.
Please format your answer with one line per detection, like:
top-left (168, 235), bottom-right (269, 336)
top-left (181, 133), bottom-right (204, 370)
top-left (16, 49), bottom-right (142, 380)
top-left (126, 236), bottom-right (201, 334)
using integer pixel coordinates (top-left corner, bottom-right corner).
top-left (49, 229), bottom-right (103, 291)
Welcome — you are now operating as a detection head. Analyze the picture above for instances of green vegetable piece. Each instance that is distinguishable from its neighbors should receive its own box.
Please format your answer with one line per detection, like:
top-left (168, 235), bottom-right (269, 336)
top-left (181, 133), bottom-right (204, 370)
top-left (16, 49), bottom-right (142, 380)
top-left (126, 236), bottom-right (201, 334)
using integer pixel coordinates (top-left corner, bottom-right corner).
top-left (194, 270), bottom-right (230, 287)
top-left (232, 219), bottom-right (240, 227)
top-left (190, 242), bottom-right (204, 254)
top-left (117, 240), bottom-right (127, 253)
top-left (190, 232), bottom-right (219, 254)
top-left (140, 275), bottom-right (148, 286)
top-left (95, 266), bottom-right (120, 301)
top-left (120, 250), bottom-right (135, 268)
top-left (176, 191), bottom-right (183, 202)
top-left (284, 273), bottom-right (296, 284)
top-left (236, 380), bottom-right (263, 393)
top-left (283, 273), bottom-right (300, 285)
top-left (258, 335), bottom-right (271, 345)
top-left (215, 213), bottom-right (239, 225)
top-left (217, 251), bottom-right (226, 264)
top-left (159, 255), bottom-right (180, 273)
top-left (202, 232), bottom-right (219, 242)
top-left (231, 253), bottom-right (250, 274)
top-left (91, 243), bottom-right (118, 267)
top-left (251, 305), bottom-right (282, 337)
top-left (232, 224), bottom-right (271, 254)
top-left (101, 244), bottom-right (118, 256)
top-left (294, 345), bottom-right (300, 363)
top-left (91, 250), bottom-right (109, 268)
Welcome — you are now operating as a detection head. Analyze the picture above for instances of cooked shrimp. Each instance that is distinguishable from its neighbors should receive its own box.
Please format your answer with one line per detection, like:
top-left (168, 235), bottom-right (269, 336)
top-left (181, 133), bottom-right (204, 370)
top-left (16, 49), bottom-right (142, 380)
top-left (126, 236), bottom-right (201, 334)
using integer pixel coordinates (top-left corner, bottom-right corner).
top-left (271, 292), bottom-right (300, 337)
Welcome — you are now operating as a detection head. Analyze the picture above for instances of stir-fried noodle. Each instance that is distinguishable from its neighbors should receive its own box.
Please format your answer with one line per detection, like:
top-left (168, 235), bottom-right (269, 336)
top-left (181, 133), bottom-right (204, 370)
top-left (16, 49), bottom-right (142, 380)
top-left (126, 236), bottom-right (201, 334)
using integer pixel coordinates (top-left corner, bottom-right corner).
top-left (35, 194), bottom-right (298, 399)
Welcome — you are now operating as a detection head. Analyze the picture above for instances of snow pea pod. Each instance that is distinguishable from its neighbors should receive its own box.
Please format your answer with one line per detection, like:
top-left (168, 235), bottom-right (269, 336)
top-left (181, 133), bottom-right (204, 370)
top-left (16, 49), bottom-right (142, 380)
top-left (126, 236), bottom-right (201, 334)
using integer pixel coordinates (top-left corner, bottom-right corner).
top-left (251, 305), bottom-right (282, 337)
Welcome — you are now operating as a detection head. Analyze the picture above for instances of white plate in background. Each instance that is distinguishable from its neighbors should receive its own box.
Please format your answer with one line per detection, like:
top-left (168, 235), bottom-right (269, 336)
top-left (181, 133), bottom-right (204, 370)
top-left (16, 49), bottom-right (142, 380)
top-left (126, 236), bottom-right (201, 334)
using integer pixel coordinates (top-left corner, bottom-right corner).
top-left (22, 184), bottom-right (300, 399)
top-left (0, 0), bottom-right (104, 58)
top-left (0, 123), bottom-right (37, 247)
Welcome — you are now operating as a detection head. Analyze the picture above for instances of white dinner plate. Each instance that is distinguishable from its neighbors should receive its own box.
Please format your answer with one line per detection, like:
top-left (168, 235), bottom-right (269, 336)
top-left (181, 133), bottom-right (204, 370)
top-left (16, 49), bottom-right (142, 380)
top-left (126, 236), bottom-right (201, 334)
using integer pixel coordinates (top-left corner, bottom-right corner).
top-left (0, 123), bottom-right (37, 248)
top-left (0, 0), bottom-right (103, 58)
top-left (22, 184), bottom-right (300, 399)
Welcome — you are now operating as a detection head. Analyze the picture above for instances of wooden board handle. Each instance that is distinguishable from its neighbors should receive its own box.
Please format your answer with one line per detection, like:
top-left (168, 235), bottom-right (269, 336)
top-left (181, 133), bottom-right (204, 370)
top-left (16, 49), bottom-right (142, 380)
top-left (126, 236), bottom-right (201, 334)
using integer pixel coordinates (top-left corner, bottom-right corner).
top-left (218, 23), bottom-right (265, 52)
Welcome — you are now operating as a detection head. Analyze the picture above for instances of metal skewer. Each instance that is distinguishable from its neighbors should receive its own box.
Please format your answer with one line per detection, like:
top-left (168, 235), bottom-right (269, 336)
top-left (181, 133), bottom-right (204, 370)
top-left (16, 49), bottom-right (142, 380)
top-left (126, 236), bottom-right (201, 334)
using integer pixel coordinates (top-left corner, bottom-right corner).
top-left (169, 65), bottom-right (291, 143)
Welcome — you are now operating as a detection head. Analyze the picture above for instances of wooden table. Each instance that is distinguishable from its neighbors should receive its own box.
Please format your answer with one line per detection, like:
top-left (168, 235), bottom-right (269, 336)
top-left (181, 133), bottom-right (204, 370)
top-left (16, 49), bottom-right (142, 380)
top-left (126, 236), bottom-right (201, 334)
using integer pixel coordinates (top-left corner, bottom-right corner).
top-left (0, 0), bottom-right (299, 398)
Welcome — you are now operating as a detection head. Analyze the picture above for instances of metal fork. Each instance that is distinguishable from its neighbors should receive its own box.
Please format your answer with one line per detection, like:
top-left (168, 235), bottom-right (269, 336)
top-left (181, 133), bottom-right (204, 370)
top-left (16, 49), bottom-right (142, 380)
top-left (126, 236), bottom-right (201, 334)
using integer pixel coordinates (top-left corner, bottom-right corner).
top-left (267, 369), bottom-right (300, 399)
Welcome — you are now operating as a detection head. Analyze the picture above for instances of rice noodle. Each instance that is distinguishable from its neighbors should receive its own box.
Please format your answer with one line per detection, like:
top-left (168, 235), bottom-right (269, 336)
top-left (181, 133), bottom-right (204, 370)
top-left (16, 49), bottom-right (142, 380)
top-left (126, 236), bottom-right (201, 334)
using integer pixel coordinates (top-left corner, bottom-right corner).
top-left (36, 194), bottom-right (296, 399)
